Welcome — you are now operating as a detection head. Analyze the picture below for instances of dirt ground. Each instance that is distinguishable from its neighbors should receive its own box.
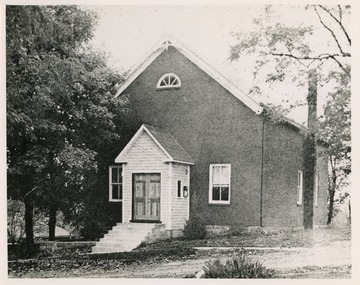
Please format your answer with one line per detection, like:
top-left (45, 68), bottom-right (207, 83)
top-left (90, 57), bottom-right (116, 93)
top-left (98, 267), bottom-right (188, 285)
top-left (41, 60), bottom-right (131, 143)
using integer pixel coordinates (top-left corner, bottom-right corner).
top-left (10, 225), bottom-right (352, 278)
top-left (79, 242), bottom-right (351, 278)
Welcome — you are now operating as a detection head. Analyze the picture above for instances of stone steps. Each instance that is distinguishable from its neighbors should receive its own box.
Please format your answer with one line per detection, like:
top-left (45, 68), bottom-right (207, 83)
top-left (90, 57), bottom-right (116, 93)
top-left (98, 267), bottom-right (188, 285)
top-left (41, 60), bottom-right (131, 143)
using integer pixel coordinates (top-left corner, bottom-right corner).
top-left (91, 223), bottom-right (166, 253)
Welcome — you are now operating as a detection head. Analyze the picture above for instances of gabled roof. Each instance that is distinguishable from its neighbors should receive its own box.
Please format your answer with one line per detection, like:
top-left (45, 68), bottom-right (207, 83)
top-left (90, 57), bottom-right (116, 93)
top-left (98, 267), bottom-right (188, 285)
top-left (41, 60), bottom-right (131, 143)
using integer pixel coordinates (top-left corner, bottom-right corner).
top-left (114, 34), bottom-right (263, 115)
top-left (115, 124), bottom-right (194, 165)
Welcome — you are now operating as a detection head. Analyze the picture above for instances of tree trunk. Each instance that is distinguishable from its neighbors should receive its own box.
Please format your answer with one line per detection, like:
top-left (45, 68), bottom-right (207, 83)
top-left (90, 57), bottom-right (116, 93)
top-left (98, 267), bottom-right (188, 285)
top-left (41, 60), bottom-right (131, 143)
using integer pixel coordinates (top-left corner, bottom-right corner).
top-left (24, 194), bottom-right (35, 253)
top-left (303, 69), bottom-right (317, 229)
top-left (327, 169), bottom-right (336, 225)
top-left (48, 203), bottom-right (57, 241)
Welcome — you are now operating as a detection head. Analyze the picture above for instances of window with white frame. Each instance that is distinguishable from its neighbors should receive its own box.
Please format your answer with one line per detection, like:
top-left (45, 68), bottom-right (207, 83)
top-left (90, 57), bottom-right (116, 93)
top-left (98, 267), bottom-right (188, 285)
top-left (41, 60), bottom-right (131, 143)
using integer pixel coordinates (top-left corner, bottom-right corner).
top-left (297, 170), bottom-right (303, 206)
top-left (109, 166), bottom-right (122, 201)
top-left (209, 164), bottom-right (231, 204)
top-left (156, 73), bottom-right (181, 89)
top-left (314, 174), bottom-right (319, 207)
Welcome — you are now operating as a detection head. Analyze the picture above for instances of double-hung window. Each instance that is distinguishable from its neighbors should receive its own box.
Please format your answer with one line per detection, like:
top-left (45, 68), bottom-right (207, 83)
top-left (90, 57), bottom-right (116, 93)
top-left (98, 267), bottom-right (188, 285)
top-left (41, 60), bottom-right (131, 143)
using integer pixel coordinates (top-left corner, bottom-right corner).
top-left (209, 164), bottom-right (231, 204)
top-left (109, 166), bottom-right (122, 201)
top-left (297, 170), bottom-right (303, 206)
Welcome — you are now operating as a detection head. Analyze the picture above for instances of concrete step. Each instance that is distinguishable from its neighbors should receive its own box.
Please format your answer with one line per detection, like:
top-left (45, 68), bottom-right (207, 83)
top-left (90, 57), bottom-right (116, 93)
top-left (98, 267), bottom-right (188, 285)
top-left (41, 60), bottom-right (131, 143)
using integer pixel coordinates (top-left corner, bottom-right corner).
top-left (99, 237), bottom-right (145, 243)
top-left (92, 247), bottom-right (130, 253)
top-left (92, 242), bottom-right (139, 251)
top-left (91, 223), bottom-right (166, 254)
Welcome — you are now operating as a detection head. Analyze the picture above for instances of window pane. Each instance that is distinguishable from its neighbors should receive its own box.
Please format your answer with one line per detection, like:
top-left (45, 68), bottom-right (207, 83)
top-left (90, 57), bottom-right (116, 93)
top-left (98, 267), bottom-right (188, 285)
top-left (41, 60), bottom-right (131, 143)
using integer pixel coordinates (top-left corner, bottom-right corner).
top-left (297, 186), bottom-right (302, 204)
top-left (112, 185), bottom-right (119, 200)
top-left (212, 185), bottom-right (220, 201)
top-left (221, 186), bottom-right (229, 201)
top-left (170, 77), bottom-right (179, 86)
top-left (212, 166), bottom-right (221, 184)
top-left (112, 167), bottom-right (118, 183)
top-left (221, 166), bottom-right (230, 183)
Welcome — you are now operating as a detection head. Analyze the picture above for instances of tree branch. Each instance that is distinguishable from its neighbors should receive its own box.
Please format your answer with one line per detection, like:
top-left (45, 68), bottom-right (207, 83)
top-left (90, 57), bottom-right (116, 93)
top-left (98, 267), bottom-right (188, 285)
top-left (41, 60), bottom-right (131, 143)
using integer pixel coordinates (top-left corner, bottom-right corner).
top-left (269, 52), bottom-right (348, 61)
top-left (314, 6), bottom-right (347, 56)
top-left (319, 5), bottom-right (351, 46)
top-left (269, 52), bottom-right (350, 76)
top-left (338, 5), bottom-right (342, 22)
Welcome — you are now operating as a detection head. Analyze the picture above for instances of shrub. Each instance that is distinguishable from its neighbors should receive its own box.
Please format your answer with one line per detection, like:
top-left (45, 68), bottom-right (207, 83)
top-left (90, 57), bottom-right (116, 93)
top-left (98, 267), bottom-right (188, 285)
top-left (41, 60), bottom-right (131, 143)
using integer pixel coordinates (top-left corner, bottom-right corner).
top-left (183, 215), bottom-right (206, 240)
top-left (203, 254), bottom-right (275, 278)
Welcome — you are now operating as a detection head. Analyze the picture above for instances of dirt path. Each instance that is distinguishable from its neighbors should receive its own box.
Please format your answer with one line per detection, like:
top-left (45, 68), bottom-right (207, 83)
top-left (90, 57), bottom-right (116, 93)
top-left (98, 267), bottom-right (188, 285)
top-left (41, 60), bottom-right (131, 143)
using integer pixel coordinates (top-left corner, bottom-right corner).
top-left (10, 226), bottom-right (351, 278)
top-left (83, 240), bottom-right (351, 278)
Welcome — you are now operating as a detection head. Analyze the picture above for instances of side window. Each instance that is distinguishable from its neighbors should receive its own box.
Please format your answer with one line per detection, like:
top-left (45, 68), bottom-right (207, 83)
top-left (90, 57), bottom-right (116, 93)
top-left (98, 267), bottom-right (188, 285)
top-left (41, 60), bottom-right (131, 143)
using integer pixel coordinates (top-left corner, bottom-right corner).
top-left (109, 166), bottom-right (122, 201)
top-left (156, 73), bottom-right (181, 89)
top-left (177, 180), bottom-right (182, 198)
top-left (209, 164), bottom-right (231, 204)
top-left (297, 170), bottom-right (303, 206)
top-left (314, 174), bottom-right (319, 207)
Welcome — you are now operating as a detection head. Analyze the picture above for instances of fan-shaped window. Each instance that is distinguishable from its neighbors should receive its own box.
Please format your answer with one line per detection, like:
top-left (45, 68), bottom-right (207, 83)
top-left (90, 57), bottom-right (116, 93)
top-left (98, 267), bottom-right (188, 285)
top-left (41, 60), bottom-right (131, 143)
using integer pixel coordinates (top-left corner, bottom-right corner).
top-left (156, 73), bottom-right (181, 89)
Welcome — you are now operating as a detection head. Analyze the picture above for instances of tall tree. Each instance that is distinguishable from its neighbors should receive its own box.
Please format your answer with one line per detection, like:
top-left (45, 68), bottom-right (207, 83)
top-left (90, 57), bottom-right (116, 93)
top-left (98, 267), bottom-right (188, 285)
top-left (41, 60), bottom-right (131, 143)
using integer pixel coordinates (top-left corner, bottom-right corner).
top-left (7, 6), bottom-right (130, 250)
top-left (318, 70), bottom-right (351, 224)
top-left (229, 5), bottom-right (351, 226)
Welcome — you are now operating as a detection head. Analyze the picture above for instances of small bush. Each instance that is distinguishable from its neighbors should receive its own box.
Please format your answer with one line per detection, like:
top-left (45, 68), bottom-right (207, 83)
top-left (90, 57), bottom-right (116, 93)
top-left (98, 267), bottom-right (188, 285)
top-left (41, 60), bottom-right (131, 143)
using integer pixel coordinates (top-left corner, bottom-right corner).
top-left (183, 215), bottom-right (206, 240)
top-left (203, 254), bottom-right (275, 278)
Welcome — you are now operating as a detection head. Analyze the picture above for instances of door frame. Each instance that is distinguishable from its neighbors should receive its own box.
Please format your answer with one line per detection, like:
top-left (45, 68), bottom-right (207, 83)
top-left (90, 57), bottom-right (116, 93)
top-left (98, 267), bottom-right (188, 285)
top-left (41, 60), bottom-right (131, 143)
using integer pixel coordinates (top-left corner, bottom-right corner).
top-left (131, 173), bottom-right (162, 223)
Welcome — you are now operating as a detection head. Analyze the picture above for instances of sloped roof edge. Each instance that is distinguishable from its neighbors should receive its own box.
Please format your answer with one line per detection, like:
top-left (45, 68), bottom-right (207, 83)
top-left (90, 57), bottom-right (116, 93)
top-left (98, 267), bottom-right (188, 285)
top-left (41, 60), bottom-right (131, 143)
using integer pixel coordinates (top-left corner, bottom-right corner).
top-left (114, 34), bottom-right (263, 114)
top-left (115, 124), bottom-right (194, 165)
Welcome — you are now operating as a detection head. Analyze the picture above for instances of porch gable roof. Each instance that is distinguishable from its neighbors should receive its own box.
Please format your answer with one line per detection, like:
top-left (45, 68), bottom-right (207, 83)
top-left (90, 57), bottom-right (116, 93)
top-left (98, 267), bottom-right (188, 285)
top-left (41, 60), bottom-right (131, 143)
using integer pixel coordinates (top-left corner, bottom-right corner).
top-left (115, 124), bottom-right (194, 165)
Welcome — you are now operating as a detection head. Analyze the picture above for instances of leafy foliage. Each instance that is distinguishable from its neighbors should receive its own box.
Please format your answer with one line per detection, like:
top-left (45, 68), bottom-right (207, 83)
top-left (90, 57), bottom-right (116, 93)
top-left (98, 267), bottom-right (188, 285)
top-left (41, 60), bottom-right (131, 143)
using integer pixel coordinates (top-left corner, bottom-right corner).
top-left (183, 215), bottom-right (207, 240)
top-left (230, 5), bottom-right (350, 85)
top-left (6, 5), bottom-right (135, 247)
top-left (203, 253), bottom-right (275, 278)
top-left (229, 5), bottom-right (351, 224)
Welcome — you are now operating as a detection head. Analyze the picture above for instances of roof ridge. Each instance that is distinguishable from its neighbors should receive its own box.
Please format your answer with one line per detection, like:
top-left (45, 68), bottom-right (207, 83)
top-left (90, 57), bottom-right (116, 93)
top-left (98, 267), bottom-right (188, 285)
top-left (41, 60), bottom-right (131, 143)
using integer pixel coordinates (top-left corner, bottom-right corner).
top-left (114, 35), bottom-right (263, 114)
top-left (169, 36), bottom-right (261, 107)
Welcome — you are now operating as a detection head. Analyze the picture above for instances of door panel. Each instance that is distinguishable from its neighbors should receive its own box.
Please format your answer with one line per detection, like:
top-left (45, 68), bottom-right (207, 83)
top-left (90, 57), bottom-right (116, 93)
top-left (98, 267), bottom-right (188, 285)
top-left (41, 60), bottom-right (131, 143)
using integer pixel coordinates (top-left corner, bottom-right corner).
top-left (133, 173), bottom-right (161, 221)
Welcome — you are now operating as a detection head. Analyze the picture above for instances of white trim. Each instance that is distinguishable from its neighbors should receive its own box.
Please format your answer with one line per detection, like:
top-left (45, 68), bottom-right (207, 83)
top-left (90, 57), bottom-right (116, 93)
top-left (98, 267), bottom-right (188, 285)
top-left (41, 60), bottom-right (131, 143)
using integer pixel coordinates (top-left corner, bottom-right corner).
top-left (168, 162), bottom-right (173, 230)
top-left (109, 165), bottom-right (123, 202)
top-left (115, 124), bottom-right (194, 165)
top-left (209, 164), bottom-right (231, 204)
top-left (156, 73), bottom-right (181, 89)
top-left (297, 170), bottom-right (303, 206)
top-left (114, 34), bottom-right (263, 115)
top-left (115, 124), bottom-right (173, 163)
top-left (165, 159), bottom-right (194, 165)
top-left (187, 165), bottom-right (190, 220)
top-left (142, 125), bottom-right (173, 159)
top-left (314, 174), bottom-right (319, 207)
top-left (114, 42), bottom-right (165, 98)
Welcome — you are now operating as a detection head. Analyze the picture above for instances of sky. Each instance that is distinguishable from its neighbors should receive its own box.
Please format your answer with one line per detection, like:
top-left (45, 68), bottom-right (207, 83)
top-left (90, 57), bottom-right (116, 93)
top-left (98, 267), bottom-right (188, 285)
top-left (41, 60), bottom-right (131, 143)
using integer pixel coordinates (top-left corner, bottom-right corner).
top-left (82, 4), bottom-right (349, 125)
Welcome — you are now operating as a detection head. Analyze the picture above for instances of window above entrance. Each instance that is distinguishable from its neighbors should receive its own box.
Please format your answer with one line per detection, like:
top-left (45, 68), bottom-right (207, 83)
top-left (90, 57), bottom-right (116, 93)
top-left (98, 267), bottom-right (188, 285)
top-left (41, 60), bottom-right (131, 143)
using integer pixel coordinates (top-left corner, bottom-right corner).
top-left (156, 73), bottom-right (181, 89)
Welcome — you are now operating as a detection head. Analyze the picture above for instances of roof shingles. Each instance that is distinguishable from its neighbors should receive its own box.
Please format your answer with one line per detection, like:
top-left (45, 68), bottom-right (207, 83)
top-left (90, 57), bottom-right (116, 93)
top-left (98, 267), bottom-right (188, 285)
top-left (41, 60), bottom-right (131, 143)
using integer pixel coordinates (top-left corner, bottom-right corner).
top-left (143, 124), bottom-right (193, 164)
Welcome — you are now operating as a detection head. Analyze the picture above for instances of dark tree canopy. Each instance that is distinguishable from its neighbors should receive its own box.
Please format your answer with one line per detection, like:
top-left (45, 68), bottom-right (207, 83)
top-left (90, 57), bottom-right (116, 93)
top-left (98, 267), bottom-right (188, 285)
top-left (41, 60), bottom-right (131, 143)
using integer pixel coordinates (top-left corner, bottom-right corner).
top-left (7, 5), bottom-right (134, 247)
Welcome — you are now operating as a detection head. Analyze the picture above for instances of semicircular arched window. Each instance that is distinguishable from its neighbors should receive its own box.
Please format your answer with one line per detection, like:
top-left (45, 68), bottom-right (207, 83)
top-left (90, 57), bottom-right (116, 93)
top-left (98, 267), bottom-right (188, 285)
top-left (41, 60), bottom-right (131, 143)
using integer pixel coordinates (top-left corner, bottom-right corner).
top-left (156, 73), bottom-right (181, 89)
